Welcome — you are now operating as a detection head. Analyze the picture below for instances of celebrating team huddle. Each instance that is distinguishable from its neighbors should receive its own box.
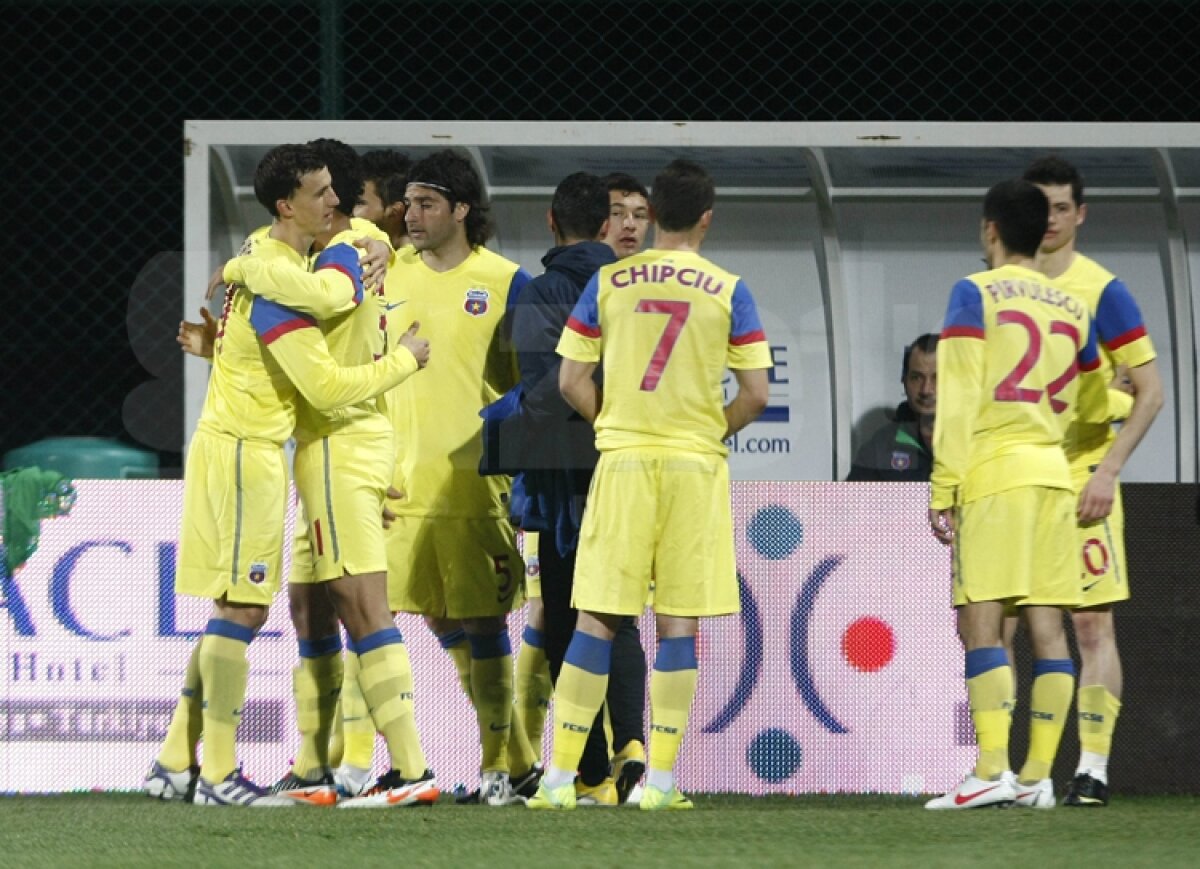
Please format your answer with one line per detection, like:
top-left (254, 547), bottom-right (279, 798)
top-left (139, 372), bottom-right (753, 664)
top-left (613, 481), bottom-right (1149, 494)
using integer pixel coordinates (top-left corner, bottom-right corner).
top-left (144, 140), bottom-right (1158, 814)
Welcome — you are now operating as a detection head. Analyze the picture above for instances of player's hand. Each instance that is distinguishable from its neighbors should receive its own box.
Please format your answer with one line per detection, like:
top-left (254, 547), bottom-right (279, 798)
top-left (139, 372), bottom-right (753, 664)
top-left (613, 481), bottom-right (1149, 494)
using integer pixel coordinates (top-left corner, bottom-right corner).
top-left (928, 508), bottom-right (956, 545)
top-left (399, 321), bottom-right (430, 368)
top-left (177, 307), bottom-right (217, 358)
top-left (381, 485), bottom-right (405, 528)
top-left (356, 237), bottom-right (390, 293)
top-left (1077, 466), bottom-right (1116, 523)
top-left (205, 265), bottom-right (228, 302)
top-left (1109, 364), bottom-right (1134, 396)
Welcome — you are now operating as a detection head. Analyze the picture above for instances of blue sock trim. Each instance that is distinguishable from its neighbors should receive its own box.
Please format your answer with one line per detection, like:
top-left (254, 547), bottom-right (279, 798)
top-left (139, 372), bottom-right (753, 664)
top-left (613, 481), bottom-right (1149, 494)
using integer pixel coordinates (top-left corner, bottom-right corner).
top-left (654, 636), bottom-right (698, 672)
top-left (205, 618), bottom-right (254, 645)
top-left (522, 625), bottom-right (545, 649)
top-left (344, 633), bottom-right (358, 655)
top-left (964, 646), bottom-right (1008, 679)
top-left (437, 628), bottom-right (467, 650)
top-left (564, 631), bottom-right (612, 676)
top-left (355, 626), bottom-right (403, 655)
top-left (467, 631), bottom-right (513, 660)
top-left (298, 634), bottom-right (343, 659)
top-left (1032, 657), bottom-right (1075, 677)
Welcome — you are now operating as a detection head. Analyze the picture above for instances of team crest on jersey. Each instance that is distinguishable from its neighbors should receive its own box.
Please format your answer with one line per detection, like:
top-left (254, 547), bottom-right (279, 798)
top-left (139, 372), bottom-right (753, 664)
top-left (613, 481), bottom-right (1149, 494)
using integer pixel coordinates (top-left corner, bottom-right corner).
top-left (248, 562), bottom-right (268, 585)
top-left (464, 288), bottom-right (490, 317)
top-left (890, 451), bottom-right (912, 471)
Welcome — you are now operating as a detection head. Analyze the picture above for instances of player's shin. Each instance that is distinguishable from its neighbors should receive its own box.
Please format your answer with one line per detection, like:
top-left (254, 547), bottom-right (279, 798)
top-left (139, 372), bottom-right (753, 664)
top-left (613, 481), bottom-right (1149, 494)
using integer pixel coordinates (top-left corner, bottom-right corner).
top-left (646, 636), bottom-right (698, 793)
top-left (545, 632), bottom-right (612, 789)
top-left (291, 635), bottom-right (344, 779)
top-left (1018, 659), bottom-right (1075, 782)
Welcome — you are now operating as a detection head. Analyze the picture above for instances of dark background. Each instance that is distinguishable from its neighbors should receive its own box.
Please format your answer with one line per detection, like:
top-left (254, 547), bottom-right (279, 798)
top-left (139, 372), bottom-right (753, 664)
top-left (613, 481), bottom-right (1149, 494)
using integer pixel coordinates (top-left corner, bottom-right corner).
top-left (2, 1), bottom-right (1199, 475)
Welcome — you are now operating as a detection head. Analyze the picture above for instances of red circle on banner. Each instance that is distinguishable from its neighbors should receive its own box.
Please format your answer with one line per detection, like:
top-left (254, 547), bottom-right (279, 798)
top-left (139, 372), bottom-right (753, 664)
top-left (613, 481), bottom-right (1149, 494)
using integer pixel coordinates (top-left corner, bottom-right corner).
top-left (842, 616), bottom-right (895, 672)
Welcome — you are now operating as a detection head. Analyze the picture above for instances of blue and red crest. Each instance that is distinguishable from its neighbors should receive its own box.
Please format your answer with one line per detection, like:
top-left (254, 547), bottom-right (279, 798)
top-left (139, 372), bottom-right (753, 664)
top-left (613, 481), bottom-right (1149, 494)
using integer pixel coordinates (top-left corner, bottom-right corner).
top-left (464, 288), bottom-right (490, 317)
top-left (889, 451), bottom-right (912, 471)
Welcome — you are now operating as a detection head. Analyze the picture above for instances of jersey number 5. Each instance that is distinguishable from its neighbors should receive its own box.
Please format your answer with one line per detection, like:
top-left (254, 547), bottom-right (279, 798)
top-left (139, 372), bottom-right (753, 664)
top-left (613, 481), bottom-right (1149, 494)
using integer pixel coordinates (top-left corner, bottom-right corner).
top-left (635, 299), bottom-right (691, 391)
top-left (993, 310), bottom-right (1079, 413)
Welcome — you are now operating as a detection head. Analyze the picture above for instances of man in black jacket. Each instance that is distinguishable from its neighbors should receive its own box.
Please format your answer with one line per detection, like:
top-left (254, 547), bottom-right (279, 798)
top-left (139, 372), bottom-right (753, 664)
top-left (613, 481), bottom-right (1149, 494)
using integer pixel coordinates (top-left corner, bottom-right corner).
top-left (484, 172), bottom-right (647, 805)
top-left (847, 333), bottom-right (938, 482)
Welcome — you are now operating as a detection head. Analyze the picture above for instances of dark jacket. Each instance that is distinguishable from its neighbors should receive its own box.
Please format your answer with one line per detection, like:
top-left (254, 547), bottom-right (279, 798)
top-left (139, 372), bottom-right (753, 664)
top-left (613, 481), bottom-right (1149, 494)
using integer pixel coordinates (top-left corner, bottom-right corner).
top-left (845, 401), bottom-right (933, 482)
top-left (480, 241), bottom-right (616, 555)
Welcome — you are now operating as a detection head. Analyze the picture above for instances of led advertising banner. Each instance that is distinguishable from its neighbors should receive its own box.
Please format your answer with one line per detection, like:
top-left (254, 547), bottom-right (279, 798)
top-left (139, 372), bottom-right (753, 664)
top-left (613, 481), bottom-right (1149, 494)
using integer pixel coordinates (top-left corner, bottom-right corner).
top-left (1, 481), bottom-right (969, 795)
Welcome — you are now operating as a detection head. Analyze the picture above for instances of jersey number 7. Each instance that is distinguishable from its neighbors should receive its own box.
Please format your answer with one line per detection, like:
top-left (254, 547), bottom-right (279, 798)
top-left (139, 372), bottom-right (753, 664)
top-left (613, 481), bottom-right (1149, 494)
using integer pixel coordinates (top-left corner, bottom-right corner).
top-left (993, 310), bottom-right (1080, 413)
top-left (635, 299), bottom-right (691, 391)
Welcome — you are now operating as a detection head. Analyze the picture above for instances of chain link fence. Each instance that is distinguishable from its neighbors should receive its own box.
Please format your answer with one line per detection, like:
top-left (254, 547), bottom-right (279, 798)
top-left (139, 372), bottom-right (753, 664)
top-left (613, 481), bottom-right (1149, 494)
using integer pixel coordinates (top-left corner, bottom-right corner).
top-left (3, 1), bottom-right (1198, 475)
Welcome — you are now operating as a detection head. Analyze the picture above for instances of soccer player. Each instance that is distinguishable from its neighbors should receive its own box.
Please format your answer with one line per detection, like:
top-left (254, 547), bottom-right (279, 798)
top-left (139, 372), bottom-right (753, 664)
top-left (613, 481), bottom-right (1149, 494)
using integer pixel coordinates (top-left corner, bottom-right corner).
top-left (846, 334), bottom-right (938, 481)
top-left (356, 148), bottom-right (412, 249)
top-left (231, 138), bottom-right (438, 808)
top-left (528, 159), bottom-right (772, 811)
top-left (381, 149), bottom-right (533, 806)
top-left (602, 172), bottom-right (651, 259)
top-left (1006, 156), bottom-right (1163, 807)
top-left (924, 179), bottom-right (1110, 811)
top-left (143, 143), bottom-right (428, 807)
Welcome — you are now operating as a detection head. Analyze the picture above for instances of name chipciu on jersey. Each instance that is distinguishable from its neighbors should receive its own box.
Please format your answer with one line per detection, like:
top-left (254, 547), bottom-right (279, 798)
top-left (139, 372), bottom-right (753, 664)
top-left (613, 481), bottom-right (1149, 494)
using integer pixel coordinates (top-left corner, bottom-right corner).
top-left (610, 261), bottom-right (726, 295)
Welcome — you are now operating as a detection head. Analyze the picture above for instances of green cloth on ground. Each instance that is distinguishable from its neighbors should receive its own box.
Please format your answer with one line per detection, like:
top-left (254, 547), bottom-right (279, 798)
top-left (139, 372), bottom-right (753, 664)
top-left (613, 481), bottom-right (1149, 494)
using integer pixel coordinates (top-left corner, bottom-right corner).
top-left (1, 466), bottom-right (77, 574)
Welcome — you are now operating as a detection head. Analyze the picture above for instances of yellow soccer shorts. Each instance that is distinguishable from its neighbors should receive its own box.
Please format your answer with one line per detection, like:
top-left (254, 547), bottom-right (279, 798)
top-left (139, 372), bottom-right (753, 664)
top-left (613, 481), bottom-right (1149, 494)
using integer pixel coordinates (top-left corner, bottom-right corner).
top-left (952, 485), bottom-right (1081, 608)
top-left (572, 447), bottom-right (739, 618)
top-left (291, 430), bottom-right (394, 583)
top-left (386, 515), bottom-right (523, 618)
top-left (1073, 467), bottom-right (1129, 608)
top-left (176, 428), bottom-right (287, 606)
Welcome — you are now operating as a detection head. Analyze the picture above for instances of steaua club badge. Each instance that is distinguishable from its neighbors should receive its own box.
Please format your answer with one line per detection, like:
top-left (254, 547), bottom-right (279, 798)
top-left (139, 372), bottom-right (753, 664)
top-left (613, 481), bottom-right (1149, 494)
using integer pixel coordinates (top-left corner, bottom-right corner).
top-left (464, 288), bottom-right (490, 316)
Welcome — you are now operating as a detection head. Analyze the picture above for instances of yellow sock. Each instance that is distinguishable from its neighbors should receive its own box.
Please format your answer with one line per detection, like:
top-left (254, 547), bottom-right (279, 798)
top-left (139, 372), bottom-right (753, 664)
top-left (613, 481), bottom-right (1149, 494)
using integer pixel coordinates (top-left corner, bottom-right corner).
top-left (647, 637), bottom-right (698, 776)
top-left (291, 635), bottom-right (344, 779)
top-left (1078, 684), bottom-right (1122, 758)
top-left (965, 647), bottom-right (1013, 780)
top-left (508, 625), bottom-right (551, 775)
top-left (468, 632), bottom-right (514, 772)
top-left (328, 694), bottom-right (345, 768)
top-left (548, 632), bottom-right (611, 781)
top-left (157, 640), bottom-right (203, 772)
top-left (1018, 660), bottom-right (1075, 783)
top-left (438, 628), bottom-right (474, 700)
top-left (197, 621), bottom-right (253, 784)
top-left (340, 650), bottom-right (376, 769)
top-left (357, 628), bottom-right (427, 779)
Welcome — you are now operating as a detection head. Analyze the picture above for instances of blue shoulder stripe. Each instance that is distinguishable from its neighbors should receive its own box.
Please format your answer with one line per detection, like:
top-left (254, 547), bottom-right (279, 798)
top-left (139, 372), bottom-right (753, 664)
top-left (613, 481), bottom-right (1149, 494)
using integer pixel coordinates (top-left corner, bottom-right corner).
top-left (249, 297), bottom-right (317, 345)
top-left (314, 242), bottom-right (364, 306)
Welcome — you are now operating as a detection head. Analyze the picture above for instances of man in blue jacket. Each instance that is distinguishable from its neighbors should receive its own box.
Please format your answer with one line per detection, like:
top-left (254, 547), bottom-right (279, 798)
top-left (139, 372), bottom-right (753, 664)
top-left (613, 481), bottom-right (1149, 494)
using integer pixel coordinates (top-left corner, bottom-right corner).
top-left (482, 171), bottom-right (647, 805)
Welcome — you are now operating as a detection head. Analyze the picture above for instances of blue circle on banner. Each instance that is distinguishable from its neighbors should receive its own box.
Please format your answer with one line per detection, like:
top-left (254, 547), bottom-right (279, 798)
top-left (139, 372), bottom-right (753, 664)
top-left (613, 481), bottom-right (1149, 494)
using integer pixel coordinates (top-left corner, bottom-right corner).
top-left (748, 728), bottom-right (803, 782)
top-left (747, 506), bottom-right (803, 559)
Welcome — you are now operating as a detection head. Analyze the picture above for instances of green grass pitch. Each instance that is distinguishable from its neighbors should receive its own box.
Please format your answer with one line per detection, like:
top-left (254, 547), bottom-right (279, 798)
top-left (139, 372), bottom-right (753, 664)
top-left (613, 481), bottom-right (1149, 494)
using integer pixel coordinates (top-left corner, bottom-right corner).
top-left (2, 793), bottom-right (1198, 867)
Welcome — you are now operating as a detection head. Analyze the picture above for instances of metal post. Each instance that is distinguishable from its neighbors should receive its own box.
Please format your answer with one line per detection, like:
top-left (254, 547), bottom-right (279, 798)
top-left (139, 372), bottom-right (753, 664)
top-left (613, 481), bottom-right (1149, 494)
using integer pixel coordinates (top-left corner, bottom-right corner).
top-left (320, 0), bottom-right (344, 120)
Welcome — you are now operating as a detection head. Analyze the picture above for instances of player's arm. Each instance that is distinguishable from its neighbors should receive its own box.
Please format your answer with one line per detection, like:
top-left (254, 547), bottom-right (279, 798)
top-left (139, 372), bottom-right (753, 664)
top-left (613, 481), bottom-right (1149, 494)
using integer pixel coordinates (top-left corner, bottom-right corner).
top-left (556, 275), bottom-right (603, 423)
top-left (1078, 359), bottom-right (1162, 522)
top-left (223, 244), bottom-right (363, 320)
top-left (724, 280), bottom-right (773, 437)
top-left (250, 298), bottom-right (428, 411)
top-left (724, 368), bottom-right (769, 438)
top-left (1077, 280), bottom-right (1164, 522)
top-left (929, 279), bottom-right (986, 541)
top-left (559, 359), bottom-right (600, 424)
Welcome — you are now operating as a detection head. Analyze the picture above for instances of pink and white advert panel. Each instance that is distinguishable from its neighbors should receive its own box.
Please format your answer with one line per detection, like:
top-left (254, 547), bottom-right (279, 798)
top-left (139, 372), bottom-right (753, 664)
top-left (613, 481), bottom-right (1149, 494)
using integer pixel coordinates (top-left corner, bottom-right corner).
top-left (0, 481), bottom-right (972, 795)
